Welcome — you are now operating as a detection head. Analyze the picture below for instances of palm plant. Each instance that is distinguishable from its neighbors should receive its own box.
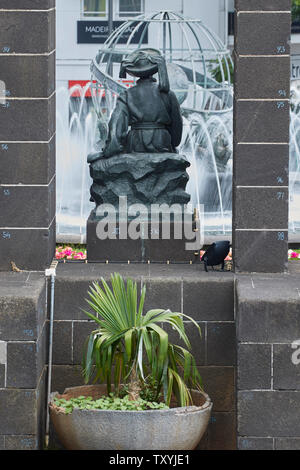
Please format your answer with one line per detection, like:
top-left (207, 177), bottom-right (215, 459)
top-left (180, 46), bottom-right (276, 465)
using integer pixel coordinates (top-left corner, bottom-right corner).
top-left (82, 273), bottom-right (203, 407)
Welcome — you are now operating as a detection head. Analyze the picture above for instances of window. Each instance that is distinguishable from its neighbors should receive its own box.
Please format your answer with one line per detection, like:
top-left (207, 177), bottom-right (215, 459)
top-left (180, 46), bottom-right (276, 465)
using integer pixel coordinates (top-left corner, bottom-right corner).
top-left (83, 0), bottom-right (106, 17)
top-left (119, 0), bottom-right (143, 18)
top-left (83, 0), bottom-right (144, 20)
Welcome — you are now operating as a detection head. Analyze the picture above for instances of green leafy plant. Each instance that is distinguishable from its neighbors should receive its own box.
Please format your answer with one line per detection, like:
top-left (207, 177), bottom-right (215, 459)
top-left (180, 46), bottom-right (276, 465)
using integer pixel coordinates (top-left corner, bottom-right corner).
top-left (82, 273), bottom-right (202, 407)
top-left (209, 58), bottom-right (234, 83)
top-left (53, 394), bottom-right (169, 414)
top-left (209, 58), bottom-right (234, 84)
top-left (293, 0), bottom-right (300, 23)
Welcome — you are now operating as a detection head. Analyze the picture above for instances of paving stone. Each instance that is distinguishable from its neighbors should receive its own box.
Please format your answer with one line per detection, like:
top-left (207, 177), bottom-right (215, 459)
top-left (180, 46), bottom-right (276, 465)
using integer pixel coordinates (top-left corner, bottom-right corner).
top-left (233, 143), bottom-right (289, 187)
top-left (238, 344), bottom-right (271, 390)
top-left (36, 368), bottom-right (47, 449)
top-left (0, 273), bottom-right (46, 341)
top-left (0, 219), bottom-right (55, 271)
top-left (234, 100), bottom-right (290, 144)
top-left (198, 366), bottom-right (235, 412)
top-left (36, 323), bottom-right (47, 385)
top-left (207, 323), bottom-right (236, 366)
top-left (54, 264), bottom-right (146, 320)
top-left (182, 276), bottom-right (234, 321)
top-left (238, 391), bottom-right (300, 437)
top-left (54, 278), bottom-right (97, 321)
top-left (275, 438), bottom-right (300, 450)
top-left (0, 0), bottom-right (55, 8)
top-left (234, 187), bottom-right (288, 230)
top-left (273, 343), bottom-right (300, 390)
top-left (52, 321), bottom-right (72, 365)
top-left (4, 435), bottom-right (37, 450)
top-left (0, 389), bottom-right (37, 435)
top-left (235, 12), bottom-right (291, 56)
top-left (235, 56), bottom-right (290, 100)
top-left (233, 230), bottom-right (288, 273)
top-left (142, 278), bottom-right (181, 313)
top-left (0, 179), bottom-right (55, 228)
top-left (236, 276), bottom-right (300, 342)
top-left (238, 437), bottom-right (273, 450)
top-left (207, 412), bottom-right (236, 450)
top-left (0, 95), bottom-right (55, 142)
top-left (6, 342), bottom-right (38, 388)
top-left (0, 10), bottom-right (55, 54)
top-left (0, 53), bottom-right (55, 98)
top-left (0, 139), bottom-right (55, 185)
top-left (236, 0), bottom-right (291, 11)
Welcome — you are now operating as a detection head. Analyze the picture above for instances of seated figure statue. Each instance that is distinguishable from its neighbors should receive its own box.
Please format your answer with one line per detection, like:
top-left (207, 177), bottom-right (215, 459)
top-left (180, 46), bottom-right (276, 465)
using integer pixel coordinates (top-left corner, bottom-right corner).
top-left (88, 48), bottom-right (191, 208)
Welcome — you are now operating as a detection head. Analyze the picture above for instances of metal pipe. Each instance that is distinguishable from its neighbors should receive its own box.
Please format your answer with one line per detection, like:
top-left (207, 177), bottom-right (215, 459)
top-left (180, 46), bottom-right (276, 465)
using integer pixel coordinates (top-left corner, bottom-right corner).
top-left (225, 0), bottom-right (229, 47)
top-left (108, 0), bottom-right (114, 76)
top-left (45, 262), bottom-right (57, 447)
top-left (108, 0), bottom-right (113, 35)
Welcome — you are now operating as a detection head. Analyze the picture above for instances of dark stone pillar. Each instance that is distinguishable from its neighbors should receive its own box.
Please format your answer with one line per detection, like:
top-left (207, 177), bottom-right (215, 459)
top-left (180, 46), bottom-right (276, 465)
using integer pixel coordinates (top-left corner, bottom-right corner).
top-left (233, 0), bottom-right (291, 273)
top-left (236, 273), bottom-right (300, 450)
top-left (234, 2), bottom-right (296, 451)
top-left (0, 272), bottom-right (48, 450)
top-left (0, 0), bottom-right (55, 451)
top-left (0, 0), bottom-right (56, 271)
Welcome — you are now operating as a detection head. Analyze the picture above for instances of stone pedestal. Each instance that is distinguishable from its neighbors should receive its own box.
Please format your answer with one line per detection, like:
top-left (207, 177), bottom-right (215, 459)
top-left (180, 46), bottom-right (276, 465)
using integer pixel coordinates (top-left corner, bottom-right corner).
top-left (89, 152), bottom-right (191, 207)
top-left (87, 151), bottom-right (197, 263)
top-left (87, 209), bottom-right (201, 263)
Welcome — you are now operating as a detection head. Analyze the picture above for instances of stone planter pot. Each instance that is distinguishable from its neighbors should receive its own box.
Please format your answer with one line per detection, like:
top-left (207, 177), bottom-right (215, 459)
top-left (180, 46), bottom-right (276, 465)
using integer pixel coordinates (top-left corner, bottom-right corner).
top-left (49, 384), bottom-right (212, 450)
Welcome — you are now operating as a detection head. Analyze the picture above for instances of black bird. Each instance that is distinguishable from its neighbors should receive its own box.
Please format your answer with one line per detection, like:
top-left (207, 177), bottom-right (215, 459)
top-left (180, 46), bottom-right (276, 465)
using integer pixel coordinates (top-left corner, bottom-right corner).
top-left (201, 241), bottom-right (230, 272)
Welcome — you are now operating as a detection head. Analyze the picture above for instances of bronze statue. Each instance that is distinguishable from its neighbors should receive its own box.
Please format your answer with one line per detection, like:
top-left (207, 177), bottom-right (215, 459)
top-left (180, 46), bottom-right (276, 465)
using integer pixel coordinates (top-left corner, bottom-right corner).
top-left (100, 48), bottom-right (182, 157)
top-left (88, 48), bottom-right (190, 208)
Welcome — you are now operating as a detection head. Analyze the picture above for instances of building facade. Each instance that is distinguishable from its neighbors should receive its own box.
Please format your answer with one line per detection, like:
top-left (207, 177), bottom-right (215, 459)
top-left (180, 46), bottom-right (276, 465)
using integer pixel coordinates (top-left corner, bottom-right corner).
top-left (56, 0), bottom-right (232, 91)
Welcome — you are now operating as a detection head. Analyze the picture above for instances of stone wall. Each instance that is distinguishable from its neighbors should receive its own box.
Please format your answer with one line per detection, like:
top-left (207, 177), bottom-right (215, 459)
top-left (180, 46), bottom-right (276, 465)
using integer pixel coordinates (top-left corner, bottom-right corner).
top-left (236, 268), bottom-right (300, 450)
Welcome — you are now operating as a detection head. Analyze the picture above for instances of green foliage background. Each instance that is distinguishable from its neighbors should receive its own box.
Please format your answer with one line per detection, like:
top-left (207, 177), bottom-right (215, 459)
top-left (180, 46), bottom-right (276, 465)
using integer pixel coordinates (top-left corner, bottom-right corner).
top-left (293, 0), bottom-right (300, 22)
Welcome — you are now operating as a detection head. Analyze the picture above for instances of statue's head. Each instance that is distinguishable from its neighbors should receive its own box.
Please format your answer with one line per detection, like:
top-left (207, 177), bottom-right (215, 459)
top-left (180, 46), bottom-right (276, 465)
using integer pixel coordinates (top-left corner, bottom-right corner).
top-left (119, 48), bottom-right (170, 92)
